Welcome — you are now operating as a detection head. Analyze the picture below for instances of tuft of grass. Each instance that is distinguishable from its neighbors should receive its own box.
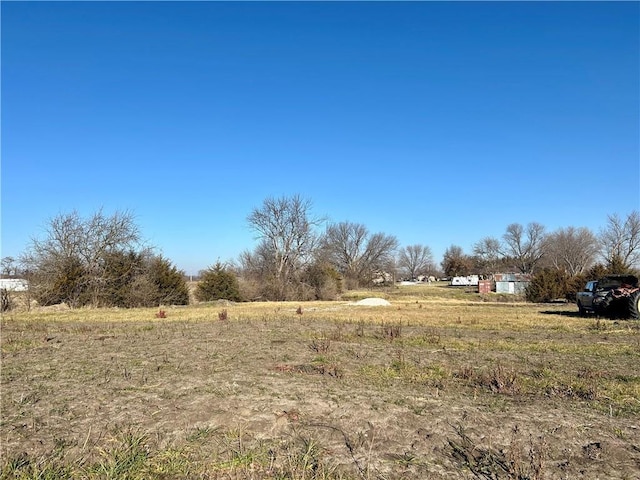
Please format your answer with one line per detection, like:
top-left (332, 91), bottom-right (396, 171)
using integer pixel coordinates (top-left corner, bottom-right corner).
top-left (186, 426), bottom-right (217, 443)
top-left (380, 321), bottom-right (402, 340)
top-left (448, 422), bottom-right (547, 480)
top-left (0, 453), bottom-right (74, 480)
top-left (90, 428), bottom-right (150, 478)
top-left (454, 363), bottom-right (520, 395)
top-left (308, 336), bottom-right (331, 354)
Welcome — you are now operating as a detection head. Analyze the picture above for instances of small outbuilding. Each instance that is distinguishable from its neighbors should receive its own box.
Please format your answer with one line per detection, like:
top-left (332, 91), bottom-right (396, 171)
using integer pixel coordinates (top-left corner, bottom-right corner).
top-left (494, 273), bottom-right (531, 294)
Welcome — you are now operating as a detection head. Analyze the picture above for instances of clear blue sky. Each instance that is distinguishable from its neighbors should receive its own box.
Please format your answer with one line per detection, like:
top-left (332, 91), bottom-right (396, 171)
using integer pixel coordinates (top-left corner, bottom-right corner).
top-left (2, 1), bottom-right (639, 275)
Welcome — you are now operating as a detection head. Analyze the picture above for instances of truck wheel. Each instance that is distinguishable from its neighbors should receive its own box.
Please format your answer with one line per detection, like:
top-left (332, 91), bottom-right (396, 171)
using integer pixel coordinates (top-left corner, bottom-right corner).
top-left (628, 291), bottom-right (640, 320)
top-left (577, 301), bottom-right (586, 316)
top-left (597, 295), bottom-right (612, 318)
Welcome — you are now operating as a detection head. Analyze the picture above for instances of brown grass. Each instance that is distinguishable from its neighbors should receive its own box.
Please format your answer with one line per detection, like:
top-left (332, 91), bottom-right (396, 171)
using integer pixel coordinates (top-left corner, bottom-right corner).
top-left (2, 284), bottom-right (640, 478)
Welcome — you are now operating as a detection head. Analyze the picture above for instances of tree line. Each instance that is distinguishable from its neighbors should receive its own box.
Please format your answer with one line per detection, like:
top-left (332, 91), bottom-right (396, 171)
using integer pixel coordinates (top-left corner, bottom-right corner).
top-left (2, 196), bottom-right (639, 308)
top-left (441, 213), bottom-right (639, 302)
top-left (441, 214), bottom-right (640, 278)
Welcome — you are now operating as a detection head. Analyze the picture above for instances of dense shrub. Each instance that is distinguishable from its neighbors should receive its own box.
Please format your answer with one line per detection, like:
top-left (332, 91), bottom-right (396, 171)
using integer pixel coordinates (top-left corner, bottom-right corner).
top-left (100, 250), bottom-right (146, 307)
top-left (526, 268), bottom-right (570, 303)
top-left (33, 256), bottom-right (87, 307)
top-left (196, 263), bottom-right (242, 302)
top-left (565, 274), bottom-right (587, 302)
top-left (302, 262), bottom-right (342, 300)
top-left (606, 254), bottom-right (635, 275)
top-left (31, 251), bottom-right (189, 308)
top-left (587, 264), bottom-right (609, 280)
top-left (236, 277), bottom-right (261, 301)
top-left (145, 255), bottom-right (190, 306)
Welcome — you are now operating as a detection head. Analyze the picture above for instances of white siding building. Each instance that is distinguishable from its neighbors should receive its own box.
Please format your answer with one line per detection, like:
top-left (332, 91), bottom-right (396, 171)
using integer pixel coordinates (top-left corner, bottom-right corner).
top-left (0, 279), bottom-right (29, 292)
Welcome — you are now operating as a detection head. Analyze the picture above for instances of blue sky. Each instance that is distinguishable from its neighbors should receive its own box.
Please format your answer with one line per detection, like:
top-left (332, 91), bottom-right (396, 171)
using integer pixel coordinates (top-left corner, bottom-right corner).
top-left (2, 1), bottom-right (639, 275)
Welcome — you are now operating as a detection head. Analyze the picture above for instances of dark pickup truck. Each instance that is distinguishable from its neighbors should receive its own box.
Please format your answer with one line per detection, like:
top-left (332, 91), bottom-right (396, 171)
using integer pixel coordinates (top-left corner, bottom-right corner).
top-left (576, 275), bottom-right (640, 320)
top-left (576, 274), bottom-right (640, 319)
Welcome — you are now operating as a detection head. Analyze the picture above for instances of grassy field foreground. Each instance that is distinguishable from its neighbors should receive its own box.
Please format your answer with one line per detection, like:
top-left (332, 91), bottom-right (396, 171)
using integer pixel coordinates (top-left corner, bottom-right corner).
top-left (2, 284), bottom-right (640, 479)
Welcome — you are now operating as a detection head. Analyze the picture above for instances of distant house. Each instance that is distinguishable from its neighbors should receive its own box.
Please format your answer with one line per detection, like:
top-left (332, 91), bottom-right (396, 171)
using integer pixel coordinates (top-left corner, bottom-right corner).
top-left (0, 278), bottom-right (29, 292)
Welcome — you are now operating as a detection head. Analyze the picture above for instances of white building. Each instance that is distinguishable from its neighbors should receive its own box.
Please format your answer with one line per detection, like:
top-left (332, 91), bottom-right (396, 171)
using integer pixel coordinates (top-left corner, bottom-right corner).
top-left (450, 275), bottom-right (479, 286)
top-left (0, 278), bottom-right (29, 292)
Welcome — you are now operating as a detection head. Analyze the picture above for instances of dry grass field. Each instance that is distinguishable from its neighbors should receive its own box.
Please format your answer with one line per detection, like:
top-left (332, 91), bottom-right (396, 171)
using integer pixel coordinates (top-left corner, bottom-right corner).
top-left (2, 284), bottom-right (640, 479)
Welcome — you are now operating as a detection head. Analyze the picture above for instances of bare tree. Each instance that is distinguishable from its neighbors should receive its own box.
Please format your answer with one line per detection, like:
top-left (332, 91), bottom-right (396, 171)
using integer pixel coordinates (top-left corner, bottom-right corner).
top-left (502, 222), bottom-right (546, 274)
top-left (397, 244), bottom-right (434, 280)
top-left (319, 222), bottom-right (398, 288)
top-left (599, 211), bottom-right (640, 271)
top-left (472, 237), bottom-right (503, 274)
top-left (246, 195), bottom-right (324, 299)
top-left (1, 257), bottom-right (18, 276)
top-left (238, 246), bottom-right (272, 281)
top-left (82, 210), bottom-right (142, 304)
top-left (544, 226), bottom-right (598, 276)
top-left (441, 245), bottom-right (473, 277)
top-left (22, 209), bottom-right (142, 306)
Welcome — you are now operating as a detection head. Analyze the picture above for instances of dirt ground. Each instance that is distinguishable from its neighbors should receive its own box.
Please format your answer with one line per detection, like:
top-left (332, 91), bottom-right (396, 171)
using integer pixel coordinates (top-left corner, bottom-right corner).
top-left (2, 300), bottom-right (640, 478)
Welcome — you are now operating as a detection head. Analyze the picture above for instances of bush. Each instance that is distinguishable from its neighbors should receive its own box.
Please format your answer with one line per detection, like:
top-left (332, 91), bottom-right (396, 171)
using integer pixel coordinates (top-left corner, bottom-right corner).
top-left (23, 210), bottom-right (190, 308)
top-left (236, 277), bottom-right (262, 301)
top-left (566, 273), bottom-right (587, 302)
top-left (33, 256), bottom-right (88, 307)
top-left (101, 250), bottom-right (146, 307)
top-left (196, 263), bottom-right (242, 302)
top-left (145, 256), bottom-right (190, 306)
top-left (31, 251), bottom-right (189, 308)
top-left (98, 253), bottom-right (189, 307)
top-left (301, 262), bottom-right (342, 300)
top-left (127, 275), bottom-right (160, 307)
top-left (526, 268), bottom-right (570, 303)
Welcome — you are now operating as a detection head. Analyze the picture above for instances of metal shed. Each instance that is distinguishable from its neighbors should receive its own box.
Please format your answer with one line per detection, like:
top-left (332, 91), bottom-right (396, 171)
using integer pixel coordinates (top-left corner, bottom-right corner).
top-left (495, 280), bottom-right (529, 294)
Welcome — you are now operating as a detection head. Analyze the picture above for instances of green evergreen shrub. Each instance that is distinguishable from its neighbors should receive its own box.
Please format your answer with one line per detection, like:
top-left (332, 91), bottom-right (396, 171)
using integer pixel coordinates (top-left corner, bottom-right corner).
top-left (34, 256), bottom-right (87, 307)
top-left (525, 268), bottom-right (570, 303)
top-left (196, 263), bottom-right (242, 302)
top-left (145, 256), bottom-right (190, 306)
top-left (101, 250), bottom-right (145, 307)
